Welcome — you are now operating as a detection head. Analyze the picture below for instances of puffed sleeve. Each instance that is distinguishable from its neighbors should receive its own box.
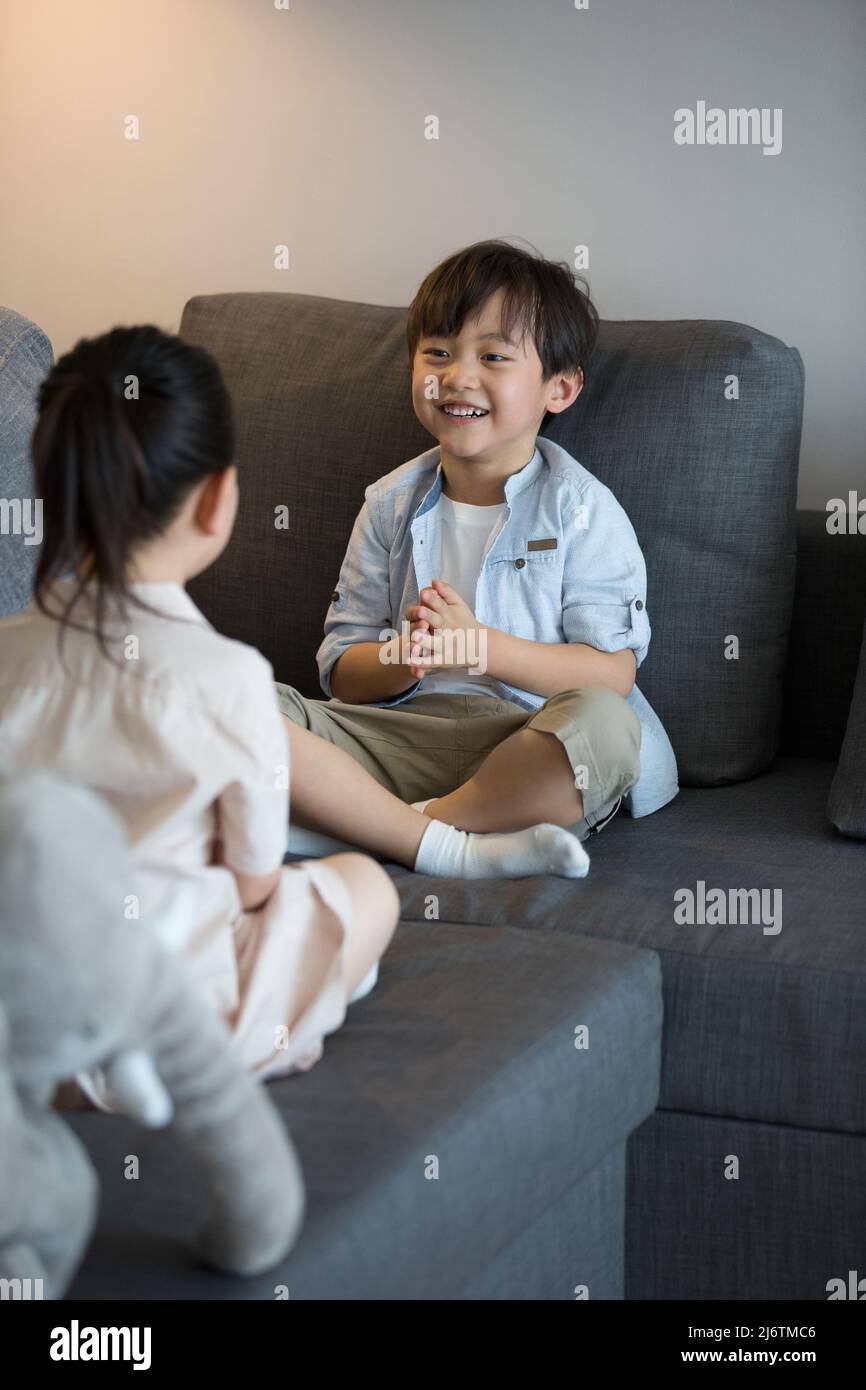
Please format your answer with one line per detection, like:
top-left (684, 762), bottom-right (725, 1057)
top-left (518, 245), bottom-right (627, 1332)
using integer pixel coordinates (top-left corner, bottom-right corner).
top-left (215, 651), bottom-right (290, 875)
top-left (316, 487), bottom-right (421, 706)
top-left (561, 481), bottom-right (652, 669)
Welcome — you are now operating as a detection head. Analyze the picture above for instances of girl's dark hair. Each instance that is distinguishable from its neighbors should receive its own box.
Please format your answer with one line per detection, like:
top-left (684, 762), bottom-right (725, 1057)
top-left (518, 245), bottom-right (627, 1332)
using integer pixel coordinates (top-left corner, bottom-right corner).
top-left (32, 324), bottom-right (234, 667)
top-left (406, 238), bottom-right (600, 432)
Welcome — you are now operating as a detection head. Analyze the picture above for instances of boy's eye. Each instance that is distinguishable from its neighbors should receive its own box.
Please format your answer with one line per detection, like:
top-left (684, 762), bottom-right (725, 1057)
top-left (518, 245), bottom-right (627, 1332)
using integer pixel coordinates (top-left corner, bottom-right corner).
top-left (420, 349), bottom-right (508, 363)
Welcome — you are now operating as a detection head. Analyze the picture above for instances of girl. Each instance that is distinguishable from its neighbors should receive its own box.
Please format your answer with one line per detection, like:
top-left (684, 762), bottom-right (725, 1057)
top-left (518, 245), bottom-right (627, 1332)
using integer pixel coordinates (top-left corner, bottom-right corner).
top-left (0, 325), bottom-right (399, 1098)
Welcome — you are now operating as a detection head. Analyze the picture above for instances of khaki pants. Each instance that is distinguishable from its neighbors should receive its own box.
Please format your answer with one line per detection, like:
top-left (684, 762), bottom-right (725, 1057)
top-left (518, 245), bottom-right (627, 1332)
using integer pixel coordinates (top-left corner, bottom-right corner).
top-left (275, 684), bottom-right (642, 844)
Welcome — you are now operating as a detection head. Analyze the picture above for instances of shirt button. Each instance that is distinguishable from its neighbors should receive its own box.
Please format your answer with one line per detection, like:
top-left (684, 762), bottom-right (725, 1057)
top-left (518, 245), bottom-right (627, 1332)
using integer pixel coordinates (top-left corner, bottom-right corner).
top-left (514, 558), bottom-right (526, 570)
top-left (331, 589), bottom-right (340, 602)
top-left (634, 599), bottom-right (644, 610)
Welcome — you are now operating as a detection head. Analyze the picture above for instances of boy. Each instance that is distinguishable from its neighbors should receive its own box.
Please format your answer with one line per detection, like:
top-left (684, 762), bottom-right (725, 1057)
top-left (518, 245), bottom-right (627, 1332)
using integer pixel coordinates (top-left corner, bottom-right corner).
top-left (277, 240), bottom-right (679, 878)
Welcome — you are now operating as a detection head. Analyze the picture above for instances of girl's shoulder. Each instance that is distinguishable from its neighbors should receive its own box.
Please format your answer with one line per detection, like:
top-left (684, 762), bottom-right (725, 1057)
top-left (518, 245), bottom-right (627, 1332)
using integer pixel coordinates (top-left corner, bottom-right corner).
top-left (1, 583), bottom-right (278, 730)
top-left (134, 607), bottom-right (277, 724)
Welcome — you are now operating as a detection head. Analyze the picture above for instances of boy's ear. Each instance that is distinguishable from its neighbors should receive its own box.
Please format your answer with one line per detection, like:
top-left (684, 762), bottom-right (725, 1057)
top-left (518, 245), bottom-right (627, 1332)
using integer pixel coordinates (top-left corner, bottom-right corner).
top-left (194, 466), bottom-right (236, 536)
top-left (545, 367), bottom-right (584, 417)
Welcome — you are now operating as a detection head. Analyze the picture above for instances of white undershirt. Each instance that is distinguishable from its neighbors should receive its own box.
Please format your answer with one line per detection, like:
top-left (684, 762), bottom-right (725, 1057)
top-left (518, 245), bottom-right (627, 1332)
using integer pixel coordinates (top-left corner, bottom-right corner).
top-left (417, 490), bottom-right (508, 699)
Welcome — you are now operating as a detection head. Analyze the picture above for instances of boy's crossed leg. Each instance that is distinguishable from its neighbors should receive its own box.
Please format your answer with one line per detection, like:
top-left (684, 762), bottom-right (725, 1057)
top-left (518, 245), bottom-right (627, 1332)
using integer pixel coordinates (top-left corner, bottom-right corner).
top-left (423, 727), bottom-right (583, 832)
top-left (424, 685), bottom-right (641, 834)
top-left (280, 709), bottom-right (588, 880)
top-left (275, 683), bottom-right (639, 878)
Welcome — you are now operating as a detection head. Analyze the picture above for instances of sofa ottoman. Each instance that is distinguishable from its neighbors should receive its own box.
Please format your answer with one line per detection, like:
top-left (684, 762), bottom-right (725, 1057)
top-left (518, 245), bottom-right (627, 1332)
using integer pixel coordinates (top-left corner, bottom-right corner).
top-left (65, 921), bottom-right (662, 1300)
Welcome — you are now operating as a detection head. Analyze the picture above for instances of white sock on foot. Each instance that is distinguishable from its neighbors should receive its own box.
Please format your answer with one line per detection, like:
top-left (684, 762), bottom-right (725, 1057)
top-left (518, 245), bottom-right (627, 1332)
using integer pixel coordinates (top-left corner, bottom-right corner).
top-left (411, 799), bottom-right (434, 814)
top-left (413, 818), bottom-right (590, 880)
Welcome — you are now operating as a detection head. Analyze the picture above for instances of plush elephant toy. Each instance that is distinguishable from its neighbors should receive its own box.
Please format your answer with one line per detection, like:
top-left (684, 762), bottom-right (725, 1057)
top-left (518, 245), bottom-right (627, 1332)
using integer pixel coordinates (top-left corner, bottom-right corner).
top-left (0, 768), bottom-right (305, 1298)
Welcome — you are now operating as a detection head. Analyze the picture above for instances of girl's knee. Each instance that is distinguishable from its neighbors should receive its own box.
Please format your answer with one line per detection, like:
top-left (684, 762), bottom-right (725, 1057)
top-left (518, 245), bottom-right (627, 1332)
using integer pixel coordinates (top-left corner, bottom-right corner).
top-left (327, 853), bottom-right (399, 940)
top-left (366, 858), bottom-right (400, 932)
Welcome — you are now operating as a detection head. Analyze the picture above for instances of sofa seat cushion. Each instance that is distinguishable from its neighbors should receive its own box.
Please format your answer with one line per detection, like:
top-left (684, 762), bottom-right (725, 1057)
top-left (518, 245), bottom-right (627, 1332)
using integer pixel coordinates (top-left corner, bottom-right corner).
top-left (626, 1110), bottom-right (866, 1301)
top-left (374, 758), bottom-right (866, 1137)
top-left (66, 922), bottom-right (661, 1300)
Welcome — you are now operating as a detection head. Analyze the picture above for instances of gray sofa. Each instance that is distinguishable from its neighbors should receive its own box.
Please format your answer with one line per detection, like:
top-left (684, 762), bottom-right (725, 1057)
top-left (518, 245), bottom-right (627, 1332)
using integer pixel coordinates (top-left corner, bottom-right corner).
top-left (1, 298), bottom-right (864, 1300)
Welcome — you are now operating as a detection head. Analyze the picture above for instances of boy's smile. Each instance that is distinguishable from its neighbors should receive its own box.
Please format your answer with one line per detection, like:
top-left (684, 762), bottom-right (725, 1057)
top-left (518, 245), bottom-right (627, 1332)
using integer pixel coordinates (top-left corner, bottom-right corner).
top-left (436, 400), bottom-right (490, 423)
top-left (411, 286), bottom-right (582, 500)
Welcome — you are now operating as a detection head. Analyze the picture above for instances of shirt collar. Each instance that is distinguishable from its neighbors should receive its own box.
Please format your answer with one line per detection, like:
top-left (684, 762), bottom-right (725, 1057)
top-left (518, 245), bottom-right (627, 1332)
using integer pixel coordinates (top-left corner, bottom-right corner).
top-left (49, 575), bottom-right (210, 626)
top-left (126, 580), bottom-right (210, 624)
top-left (416, 443), bottom-right (544, 519)
top-left (503, 444), bottom-right (544, 501)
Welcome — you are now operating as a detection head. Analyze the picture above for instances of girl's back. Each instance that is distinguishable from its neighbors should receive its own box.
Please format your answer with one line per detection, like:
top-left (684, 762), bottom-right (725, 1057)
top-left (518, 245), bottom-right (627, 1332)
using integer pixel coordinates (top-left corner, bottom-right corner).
top-left (0, 575), bottom-right (288, 1007)
top-left (0, 576), bottom-right (284, 856)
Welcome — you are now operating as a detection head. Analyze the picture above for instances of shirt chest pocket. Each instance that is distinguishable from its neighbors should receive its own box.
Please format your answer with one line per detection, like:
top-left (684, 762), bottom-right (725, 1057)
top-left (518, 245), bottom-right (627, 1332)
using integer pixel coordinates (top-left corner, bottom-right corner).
top-left (483, 546), bottom-right (564, 637)
top-left (487, 540), bottom-right (562, 574)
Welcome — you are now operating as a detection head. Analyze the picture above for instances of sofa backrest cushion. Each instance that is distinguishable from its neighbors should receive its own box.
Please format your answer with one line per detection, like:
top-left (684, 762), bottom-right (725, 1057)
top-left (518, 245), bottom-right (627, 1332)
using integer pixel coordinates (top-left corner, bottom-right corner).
top-left (0, 309), bottom-right (53, 618)
top-left (180, 293), bottom-right (804, 787)
top-left (182, 291), bottom-right (430, 700)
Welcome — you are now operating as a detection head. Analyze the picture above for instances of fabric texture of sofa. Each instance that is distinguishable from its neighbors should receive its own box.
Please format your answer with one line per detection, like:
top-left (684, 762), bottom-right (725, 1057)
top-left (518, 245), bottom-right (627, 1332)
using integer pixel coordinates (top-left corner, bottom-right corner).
top-left (0, 308), bottom-right (51, 617)
top-left (64, 920), bottom-right (661, 1300)
top-left (1, 297), bottom-right (864, 1299)
top-left (828, 612), bottom-right (866, 839)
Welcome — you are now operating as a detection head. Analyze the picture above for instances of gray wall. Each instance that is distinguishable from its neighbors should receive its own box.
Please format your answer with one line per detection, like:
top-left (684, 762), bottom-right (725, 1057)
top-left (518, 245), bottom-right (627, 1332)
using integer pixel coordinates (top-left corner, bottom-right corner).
top-left (1, 0), bottom-right (863, 508)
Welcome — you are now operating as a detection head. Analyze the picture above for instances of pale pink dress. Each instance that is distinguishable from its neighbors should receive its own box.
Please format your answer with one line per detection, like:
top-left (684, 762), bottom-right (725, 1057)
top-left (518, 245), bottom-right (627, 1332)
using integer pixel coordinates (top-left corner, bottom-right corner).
top-left (0, 577), bottom-right (356, 1103)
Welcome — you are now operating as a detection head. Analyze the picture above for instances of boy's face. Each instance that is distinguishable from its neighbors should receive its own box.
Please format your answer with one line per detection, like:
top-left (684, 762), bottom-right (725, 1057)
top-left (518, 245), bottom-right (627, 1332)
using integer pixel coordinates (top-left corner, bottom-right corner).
top-left (411, 286), bottom-right (581, 468)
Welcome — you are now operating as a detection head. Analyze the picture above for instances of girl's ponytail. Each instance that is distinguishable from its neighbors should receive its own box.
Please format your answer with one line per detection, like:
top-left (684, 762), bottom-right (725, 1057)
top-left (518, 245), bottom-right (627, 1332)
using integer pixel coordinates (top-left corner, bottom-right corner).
top-left (32, 325), bottom-right (234, 666)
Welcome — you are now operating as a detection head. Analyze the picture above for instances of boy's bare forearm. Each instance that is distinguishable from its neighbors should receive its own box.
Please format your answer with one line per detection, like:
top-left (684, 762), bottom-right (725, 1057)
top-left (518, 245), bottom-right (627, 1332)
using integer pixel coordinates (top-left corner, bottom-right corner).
top-left (330, 640), bottom-right (419, 704)
top-left (484, 628), bottom-right (636, 699)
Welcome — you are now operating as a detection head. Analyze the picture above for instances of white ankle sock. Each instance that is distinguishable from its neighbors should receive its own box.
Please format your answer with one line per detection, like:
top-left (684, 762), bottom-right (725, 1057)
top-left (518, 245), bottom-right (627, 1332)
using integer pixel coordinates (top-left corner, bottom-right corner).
top-left (411, 798), bottom-right (434, 814)
top-left (413, 817), bottom-right (590, 880)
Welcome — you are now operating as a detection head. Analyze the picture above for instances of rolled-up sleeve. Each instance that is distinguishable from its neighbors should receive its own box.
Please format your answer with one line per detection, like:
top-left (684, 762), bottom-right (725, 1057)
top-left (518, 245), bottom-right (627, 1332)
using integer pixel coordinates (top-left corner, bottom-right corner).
top-left (561, 484), bottom-right (652, 669)
top-left (316, 489), bottom-right (417, 703)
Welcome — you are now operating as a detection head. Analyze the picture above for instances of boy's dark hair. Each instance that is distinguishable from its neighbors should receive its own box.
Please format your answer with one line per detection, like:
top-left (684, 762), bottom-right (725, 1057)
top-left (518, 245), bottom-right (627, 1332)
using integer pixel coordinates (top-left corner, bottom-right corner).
top-left (406, 238), bottom-right (600, 432)
top-left (32, 324), bottom-right (234, 667)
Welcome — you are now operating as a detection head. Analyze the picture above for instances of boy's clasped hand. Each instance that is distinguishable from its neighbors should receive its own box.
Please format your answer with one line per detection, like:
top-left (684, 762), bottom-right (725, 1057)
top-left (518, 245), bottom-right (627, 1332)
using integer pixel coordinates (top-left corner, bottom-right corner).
top-left (404, 578), bottom-right (485, 680)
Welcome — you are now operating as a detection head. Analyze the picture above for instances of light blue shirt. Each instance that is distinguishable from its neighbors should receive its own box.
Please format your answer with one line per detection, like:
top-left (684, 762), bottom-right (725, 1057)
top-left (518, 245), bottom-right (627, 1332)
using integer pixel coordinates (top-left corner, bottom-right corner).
top-left (317, 435), bottom-right (679, 819)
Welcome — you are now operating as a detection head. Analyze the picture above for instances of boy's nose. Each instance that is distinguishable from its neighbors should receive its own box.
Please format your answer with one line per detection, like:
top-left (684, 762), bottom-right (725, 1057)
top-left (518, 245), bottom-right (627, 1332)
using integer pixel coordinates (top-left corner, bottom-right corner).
top-left (442, 364), bottom-right (480, 390)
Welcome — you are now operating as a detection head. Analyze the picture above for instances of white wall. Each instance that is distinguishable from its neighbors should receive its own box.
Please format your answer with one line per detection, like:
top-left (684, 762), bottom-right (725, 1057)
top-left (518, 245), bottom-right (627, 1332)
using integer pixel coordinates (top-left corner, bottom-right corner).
top-left (2, 0), bottom-right (863, 508)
